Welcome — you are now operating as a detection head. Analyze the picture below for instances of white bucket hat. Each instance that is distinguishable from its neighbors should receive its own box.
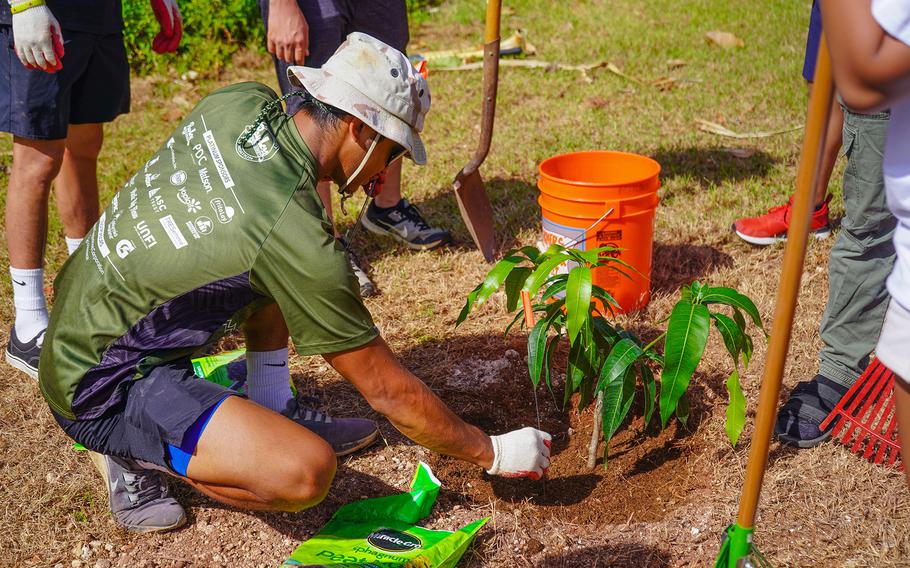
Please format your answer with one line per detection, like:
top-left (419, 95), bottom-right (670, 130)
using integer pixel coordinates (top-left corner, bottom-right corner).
top-left (287, 32), bottom-right (431, 165)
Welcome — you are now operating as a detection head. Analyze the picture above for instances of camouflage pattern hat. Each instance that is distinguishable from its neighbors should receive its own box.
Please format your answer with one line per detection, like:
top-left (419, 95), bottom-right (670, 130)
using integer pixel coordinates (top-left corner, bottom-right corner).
top-left (287, 32), bottom-right (431, 165)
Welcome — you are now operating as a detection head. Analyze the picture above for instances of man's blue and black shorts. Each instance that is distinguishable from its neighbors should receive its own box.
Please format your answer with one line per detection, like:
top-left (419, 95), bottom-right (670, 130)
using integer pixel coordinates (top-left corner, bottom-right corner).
top-left (53, 362), bottom-right (236, 477)
top-left (0, 26), bottom-right (130, 140)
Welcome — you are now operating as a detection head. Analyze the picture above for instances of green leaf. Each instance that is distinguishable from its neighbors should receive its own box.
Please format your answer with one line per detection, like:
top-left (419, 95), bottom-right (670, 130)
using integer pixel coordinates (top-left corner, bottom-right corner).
top-left (640, 363), bottom-right (657, 426)
top-left (541, 276), bottom-right (569, 301)
top-left (659, 301), bottom-right (710, 428)
top-left (725, 369), bottom-right (746, 447)
top-left (527, 318), bottom-right (549, 388)
top-left (566, 266), bottom-right (593, 345)
top-left (711, 312), bottom-right (744, 365)
top-left (543, 333), bottom-right (560, 391)
top-left (503, 309), bottom-right (526, 337)
top-left (591, 317), bottom-right (620, 349)
top-left (676, 393), bottom-right (690, 428)
top-left (701, 287), bottom-right (764, 332)
top-left (456, 254), bottom-right (524, 325)
top-left (504, 267), bottom-right (533, 313)
top-left (731, 308), bottom-right (754, 368)
top-left (511, 245), bottom-right (543, 263)
top-left (597, 338), bottom-right (644, 391)
top-left (522, 253), bottom-right (573, 297)
top-left (566, 341), bottom-right (591, 404)
top-left (591, 285), bottom-right (620, 316)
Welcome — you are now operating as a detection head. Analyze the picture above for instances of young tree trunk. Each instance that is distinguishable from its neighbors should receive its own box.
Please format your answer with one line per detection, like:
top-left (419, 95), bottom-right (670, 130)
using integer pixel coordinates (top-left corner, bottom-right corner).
top-left (587, 390), bottom-right (604, 469)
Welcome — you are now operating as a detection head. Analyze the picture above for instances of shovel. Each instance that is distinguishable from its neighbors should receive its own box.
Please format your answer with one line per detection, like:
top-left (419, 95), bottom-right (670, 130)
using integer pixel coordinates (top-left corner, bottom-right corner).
top-left (453, 0), bottom-right (501, 262)
top-left (715, 32), bottom-right (835, 568)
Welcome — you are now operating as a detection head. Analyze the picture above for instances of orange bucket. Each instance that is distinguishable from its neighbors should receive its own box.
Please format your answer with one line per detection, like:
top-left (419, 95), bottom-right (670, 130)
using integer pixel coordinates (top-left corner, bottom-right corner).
top-left (537, 151), bottom-right (661, 314)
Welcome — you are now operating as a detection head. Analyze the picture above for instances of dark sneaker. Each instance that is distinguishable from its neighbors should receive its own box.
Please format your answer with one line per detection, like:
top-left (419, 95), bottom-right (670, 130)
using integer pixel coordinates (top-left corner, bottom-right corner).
top-left (5, 326), bottom-right (42, 380)
top-left (281, 398), bottom-right (379, 457)
top-left (338, 237), bottom-right (377, 297)
top-left (774, 374), bottom-right (850, 448)
top-left (362, 198), bottom-right (451, 250)
top-left (89, 452), bottom-right (186, 533)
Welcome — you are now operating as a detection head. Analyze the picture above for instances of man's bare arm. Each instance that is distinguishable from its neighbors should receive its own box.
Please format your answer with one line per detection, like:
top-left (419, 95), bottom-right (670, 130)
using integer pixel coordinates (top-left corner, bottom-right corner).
top-left (323, 337), bottom-right (495, 469)
top-left (821, 0), bottom-right (910, 111)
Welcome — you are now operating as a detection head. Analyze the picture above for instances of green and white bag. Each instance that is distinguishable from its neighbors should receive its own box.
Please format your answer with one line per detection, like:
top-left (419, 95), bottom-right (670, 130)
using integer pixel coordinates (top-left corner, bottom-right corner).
top-left (283, 462), bottom-right (488, 567)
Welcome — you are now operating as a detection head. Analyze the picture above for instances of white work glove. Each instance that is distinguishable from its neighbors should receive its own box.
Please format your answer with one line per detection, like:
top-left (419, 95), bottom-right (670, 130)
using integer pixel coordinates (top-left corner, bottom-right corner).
top-left (150, 0), bottom-right (182, 54)
top-left (9, 0), bottom-right (64, 72)
top-left (486, 427), bottom-right (552, 480)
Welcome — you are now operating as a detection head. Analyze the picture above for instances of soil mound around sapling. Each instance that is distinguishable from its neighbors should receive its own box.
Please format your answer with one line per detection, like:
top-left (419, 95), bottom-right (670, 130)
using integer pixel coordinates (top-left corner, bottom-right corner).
top-left (427, 348), bottom-right (713, 526)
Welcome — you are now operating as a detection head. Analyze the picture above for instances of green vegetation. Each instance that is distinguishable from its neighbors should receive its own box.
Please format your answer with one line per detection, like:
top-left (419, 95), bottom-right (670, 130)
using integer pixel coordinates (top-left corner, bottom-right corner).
top-left (457, 244), bottom-right (764, 467)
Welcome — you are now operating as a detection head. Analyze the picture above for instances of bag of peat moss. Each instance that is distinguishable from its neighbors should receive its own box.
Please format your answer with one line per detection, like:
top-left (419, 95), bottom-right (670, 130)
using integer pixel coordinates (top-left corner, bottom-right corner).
top-left (282, 462), bottom-right (488, 567)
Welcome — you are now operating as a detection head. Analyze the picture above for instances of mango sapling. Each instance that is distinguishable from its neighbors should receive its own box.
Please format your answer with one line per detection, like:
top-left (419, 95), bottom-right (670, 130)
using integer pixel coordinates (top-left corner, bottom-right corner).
top-left (457, 244), bottom-right (765, 469)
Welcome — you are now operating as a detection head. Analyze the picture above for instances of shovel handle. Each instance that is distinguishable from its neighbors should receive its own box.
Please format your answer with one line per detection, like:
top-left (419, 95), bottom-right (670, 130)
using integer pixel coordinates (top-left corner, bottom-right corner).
top-left (462, 1), bottom-right (501, 176)
top-left (734, 33), bottom-right (835, 531)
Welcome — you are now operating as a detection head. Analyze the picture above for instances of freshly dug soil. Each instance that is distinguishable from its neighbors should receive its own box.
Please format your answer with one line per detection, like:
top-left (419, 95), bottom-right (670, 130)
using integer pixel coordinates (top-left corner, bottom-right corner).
top-left (427, 347), bottom-right (713, 526)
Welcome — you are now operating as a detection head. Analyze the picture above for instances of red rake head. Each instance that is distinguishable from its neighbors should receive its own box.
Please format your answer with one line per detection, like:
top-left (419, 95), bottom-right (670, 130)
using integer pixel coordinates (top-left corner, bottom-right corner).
top-left (819, 359), bottom-right (902, 468)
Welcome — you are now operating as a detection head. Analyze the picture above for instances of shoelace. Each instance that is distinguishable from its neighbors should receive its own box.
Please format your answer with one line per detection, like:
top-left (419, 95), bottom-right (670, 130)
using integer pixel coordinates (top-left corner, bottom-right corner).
top-left (292, 396), bottom-right (333, 424)
top-left (121, 469), bottom-right (166, 506)
top-left (400, 201), bottom-right (432, 231)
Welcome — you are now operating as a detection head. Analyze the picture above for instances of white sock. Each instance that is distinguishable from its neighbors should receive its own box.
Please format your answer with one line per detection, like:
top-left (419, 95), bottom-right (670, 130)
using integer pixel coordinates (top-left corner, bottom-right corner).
top-left (245, 348), bottom-right (292, 412)
top-left (10, 267), bottom-right (48, 343)
top-left (65, 237), bottom-right (83, 256)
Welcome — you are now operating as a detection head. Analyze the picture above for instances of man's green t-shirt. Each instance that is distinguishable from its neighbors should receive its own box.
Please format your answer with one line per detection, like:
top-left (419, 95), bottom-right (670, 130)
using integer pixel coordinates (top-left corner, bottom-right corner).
top-left (40, 82), bottom-right (378, 421)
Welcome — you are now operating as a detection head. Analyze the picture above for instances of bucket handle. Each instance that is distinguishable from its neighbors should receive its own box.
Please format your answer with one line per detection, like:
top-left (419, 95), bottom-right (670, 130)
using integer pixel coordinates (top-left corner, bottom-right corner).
top-left (565, 206), bottom-right (615, 248)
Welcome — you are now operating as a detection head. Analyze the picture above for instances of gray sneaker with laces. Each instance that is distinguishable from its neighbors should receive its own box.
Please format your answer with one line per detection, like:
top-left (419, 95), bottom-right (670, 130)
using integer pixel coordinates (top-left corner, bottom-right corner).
top-left (281, 398), bottom-right (379, 457)
top-left (362, 198), bottom-right (451, 250)
top-left (89, 452), bottom-right (186, 533)
top-left (5, 326), bottom-right (42, 380)
top-left (338, 237), bottom-right (377, 297)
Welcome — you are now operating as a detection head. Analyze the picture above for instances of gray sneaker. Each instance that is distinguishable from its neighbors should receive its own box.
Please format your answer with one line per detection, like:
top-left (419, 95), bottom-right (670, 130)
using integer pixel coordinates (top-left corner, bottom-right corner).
top-left (338, 237), bottom-right (377, 297)
top-left (5, 326), bottom-right (42, 380)
top-left (362, 198), bottom-right (451, 250)
top-left (89, 452), bottom-right (186, 533)
top-left (281, 398), bottom-right (379, 457)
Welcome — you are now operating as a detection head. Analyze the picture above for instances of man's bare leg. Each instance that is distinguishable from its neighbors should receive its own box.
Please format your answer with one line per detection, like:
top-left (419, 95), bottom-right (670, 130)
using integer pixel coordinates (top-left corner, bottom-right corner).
top-left (183, 396), bottom-right (337, 511)
top-left (5, 137), bottom-right (65, 355)
top-left (55, 123), bottom-right (102, 243)
top-left (893, 378), bottom-right (910, 490)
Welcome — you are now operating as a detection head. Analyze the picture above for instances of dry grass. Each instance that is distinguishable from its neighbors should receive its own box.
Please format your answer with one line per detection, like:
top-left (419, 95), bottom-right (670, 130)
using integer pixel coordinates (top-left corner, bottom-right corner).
top-left (2, 0), bottom-right (910, 566)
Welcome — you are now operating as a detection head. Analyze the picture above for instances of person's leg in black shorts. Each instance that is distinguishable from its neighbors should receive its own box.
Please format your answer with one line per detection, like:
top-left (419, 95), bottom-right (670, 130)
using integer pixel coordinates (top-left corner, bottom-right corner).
top-left (56, 363), bottom-right (337, 531)
top-left (1, 28), bottom-right (129, 378)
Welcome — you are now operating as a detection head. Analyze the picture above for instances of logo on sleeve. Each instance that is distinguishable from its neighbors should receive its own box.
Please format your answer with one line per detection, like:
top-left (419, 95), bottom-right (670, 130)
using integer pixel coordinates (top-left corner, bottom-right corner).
top-left (236, 122), bottom-right (278, 163)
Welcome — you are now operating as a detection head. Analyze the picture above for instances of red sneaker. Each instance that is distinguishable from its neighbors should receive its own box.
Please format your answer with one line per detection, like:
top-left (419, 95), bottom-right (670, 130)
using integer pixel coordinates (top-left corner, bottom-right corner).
top-left (732, 196), bottom-right (831, 245)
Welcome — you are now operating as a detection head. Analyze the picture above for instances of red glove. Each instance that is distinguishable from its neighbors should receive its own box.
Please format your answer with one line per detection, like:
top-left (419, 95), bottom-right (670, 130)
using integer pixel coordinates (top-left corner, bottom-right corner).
top-left (150, 0), bottom-right (182, 54)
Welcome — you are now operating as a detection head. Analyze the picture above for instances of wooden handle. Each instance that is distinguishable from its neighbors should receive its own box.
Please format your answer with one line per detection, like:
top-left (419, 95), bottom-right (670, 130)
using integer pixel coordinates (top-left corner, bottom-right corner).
top-left (735, 33), bottom-right (835, 529)
top-left (484, 0), bottom-right (502, 43)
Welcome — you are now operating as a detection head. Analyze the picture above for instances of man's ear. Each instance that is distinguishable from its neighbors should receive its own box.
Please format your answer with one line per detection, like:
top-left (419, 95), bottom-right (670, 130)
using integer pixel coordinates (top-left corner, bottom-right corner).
top-left (347, 117), bottom-right (374, 150)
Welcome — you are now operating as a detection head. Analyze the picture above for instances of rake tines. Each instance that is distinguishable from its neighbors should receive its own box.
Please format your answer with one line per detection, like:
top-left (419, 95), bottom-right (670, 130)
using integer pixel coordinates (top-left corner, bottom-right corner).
top-left (819, 359), bottom-right (902, 467)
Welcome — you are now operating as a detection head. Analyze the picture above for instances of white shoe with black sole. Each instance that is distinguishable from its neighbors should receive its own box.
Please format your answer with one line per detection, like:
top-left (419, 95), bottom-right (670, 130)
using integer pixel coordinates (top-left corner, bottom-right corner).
top-left (5, 326), bottom-right (42, 380)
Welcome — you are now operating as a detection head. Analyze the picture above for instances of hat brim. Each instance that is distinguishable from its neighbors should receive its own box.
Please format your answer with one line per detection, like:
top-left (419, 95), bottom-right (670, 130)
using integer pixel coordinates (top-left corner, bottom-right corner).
top-left (287, 66), bottom-right (427, 165)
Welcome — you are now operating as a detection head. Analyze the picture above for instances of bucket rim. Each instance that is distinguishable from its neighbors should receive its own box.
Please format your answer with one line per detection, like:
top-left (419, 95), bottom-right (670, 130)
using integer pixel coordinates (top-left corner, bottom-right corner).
top-left (538, 150), bottom-right (661, 188)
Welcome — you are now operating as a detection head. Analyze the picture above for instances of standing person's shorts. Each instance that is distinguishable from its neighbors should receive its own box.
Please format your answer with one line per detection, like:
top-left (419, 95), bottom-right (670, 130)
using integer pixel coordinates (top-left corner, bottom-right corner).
top-left (877, 300), bottom-right (910, 380)
top-left (802, 0), bottom-right (823, 83)
top-left (52, 363), bottom-right (237, 477)
top-left (258, 0), bottom-right (409, 115)
top-left (0, 26), bottom-right (130, 140)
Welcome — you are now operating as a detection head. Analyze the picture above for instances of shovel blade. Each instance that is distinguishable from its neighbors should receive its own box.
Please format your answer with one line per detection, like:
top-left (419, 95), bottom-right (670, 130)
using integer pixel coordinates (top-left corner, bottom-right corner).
top-left (454, 168), bottom-right (496, 262)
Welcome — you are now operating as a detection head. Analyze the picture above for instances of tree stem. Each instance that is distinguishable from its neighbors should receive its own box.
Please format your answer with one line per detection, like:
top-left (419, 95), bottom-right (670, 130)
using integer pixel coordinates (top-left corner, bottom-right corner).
top-left (587, 390), bottom-right (604, 469)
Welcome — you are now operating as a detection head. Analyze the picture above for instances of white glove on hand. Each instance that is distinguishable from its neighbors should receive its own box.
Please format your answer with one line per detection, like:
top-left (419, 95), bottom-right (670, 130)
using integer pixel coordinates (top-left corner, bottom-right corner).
top-left (10, 0), bottom-right (64, 72)
top-left (150, 0), bottom-right (182, 54)
top-left (486, 427), bottom-right (552, 480)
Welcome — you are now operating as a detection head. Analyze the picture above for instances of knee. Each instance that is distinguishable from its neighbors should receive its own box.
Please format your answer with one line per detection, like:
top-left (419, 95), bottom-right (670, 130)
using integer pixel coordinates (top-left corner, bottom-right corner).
top-left (264, 443), bottom-right (337, 512)
top-left (64, 137), bottom-right (103, 162)
top-left (11, 145), bottom-right (65, 188)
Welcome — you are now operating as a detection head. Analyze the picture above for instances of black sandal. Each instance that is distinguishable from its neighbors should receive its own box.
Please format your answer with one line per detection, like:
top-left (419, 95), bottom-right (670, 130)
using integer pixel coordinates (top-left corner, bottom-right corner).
top-left (774, 375), bottom-right (849, 448)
